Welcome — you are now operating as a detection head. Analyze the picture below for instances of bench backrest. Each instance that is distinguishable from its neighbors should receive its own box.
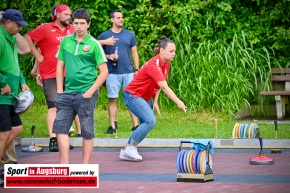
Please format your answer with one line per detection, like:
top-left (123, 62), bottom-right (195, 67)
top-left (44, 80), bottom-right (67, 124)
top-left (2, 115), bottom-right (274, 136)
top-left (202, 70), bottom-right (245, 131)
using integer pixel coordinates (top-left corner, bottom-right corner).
top-left (271, 68), bottom-right (290, 81)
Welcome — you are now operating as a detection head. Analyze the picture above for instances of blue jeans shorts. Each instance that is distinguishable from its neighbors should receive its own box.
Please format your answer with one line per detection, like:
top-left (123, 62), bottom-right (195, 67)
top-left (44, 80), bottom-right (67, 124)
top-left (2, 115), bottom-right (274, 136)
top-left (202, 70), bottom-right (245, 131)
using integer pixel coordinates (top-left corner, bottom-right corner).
top-left (52, 91), bottom-right (98, 139)
top-left (106, 73), bottom-right (134, 98)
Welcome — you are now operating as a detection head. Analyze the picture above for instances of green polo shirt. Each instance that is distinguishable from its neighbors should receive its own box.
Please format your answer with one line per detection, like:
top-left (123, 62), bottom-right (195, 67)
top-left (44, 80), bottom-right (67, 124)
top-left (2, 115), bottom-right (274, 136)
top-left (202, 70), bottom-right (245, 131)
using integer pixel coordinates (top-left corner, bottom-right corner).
top-left (57, 32), bottom-right (107, 93)
top-left (0, 25), bottom-right (26, 105)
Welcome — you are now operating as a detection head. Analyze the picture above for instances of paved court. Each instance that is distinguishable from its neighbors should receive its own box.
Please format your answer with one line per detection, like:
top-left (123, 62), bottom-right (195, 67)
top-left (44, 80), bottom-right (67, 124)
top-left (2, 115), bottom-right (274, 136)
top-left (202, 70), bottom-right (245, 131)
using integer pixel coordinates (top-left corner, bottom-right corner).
top-left (1, 145), bottom-right (290, 193)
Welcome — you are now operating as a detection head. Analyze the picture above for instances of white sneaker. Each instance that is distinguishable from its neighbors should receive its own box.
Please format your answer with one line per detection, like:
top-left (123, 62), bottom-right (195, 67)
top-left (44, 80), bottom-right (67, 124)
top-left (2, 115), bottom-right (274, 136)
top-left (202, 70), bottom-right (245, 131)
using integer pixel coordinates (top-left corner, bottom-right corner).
top-left (119, 149), bottom-right (141, 161)
top-left (124, 145), bottom-right (142, 160)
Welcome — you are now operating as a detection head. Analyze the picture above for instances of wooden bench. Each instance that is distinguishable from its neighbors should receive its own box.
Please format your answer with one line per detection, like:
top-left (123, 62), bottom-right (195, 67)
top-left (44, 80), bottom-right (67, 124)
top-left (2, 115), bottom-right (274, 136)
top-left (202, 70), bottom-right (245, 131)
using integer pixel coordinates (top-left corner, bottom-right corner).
top-left (260, 68), bottom-right (290, 119)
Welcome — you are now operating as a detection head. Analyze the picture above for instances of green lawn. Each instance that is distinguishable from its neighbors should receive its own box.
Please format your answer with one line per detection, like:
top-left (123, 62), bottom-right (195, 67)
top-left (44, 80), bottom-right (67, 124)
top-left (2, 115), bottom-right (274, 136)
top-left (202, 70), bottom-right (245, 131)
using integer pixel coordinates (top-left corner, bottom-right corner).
top-left (19, 104), bottom-right (290, 139)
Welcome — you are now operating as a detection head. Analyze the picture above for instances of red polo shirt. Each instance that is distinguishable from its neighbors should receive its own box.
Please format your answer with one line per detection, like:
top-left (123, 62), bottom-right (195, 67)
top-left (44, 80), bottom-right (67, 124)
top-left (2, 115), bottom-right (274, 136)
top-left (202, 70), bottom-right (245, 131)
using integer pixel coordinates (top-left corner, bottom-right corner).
top-left (27, 22), bottom-right (74, 79)
top-left (125, 55), bottom-right (170, 101)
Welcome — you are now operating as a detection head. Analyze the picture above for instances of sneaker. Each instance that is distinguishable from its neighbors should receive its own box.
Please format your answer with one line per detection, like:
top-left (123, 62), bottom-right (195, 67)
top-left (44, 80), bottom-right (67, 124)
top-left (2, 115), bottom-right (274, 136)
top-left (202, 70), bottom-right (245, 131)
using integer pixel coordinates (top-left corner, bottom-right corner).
top-left (131, 125), bottom-right (139, 131)
top-left (15, 141), bottom-right (21, 146)
top-left (76, 134), bottom-right (82, 137)
top-left (48, 140), bottom-right (59, 152)
top-left (0, 173), bottom-right (4, 187)
top-left (119, 149), bottom-right (141, 161)
top-left (124, 145), bottom-right (142, 160)
top-left (105, 126), bottom-right (116, 134)
top-left (49, 139), bottom-right (74, 151)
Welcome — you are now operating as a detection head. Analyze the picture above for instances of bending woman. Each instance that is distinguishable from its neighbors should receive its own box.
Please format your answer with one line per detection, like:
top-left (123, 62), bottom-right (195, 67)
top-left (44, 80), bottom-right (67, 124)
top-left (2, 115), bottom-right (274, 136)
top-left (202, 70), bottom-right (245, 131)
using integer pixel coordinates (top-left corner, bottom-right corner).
top-left (120, 36), bottom-right (187, 161)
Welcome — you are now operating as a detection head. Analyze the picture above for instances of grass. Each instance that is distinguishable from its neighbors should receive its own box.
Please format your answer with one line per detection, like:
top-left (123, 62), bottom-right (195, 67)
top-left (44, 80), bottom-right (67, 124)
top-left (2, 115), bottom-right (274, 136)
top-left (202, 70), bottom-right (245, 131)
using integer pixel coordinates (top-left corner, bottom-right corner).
top-left (17, 27), bottom-right (290, 139)
top-left (21, 27), bottom-right (281, 120)
top-left (19, 103), bottom-right (290, 139)
top-left (162, 27), bottom-right (279, 117)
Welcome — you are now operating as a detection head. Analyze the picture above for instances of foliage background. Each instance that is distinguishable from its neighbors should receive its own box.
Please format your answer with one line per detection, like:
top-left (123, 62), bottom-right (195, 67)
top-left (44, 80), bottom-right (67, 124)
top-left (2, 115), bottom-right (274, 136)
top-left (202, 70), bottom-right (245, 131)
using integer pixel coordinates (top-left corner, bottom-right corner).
top-left (1, 0), bottom-right (290, 117)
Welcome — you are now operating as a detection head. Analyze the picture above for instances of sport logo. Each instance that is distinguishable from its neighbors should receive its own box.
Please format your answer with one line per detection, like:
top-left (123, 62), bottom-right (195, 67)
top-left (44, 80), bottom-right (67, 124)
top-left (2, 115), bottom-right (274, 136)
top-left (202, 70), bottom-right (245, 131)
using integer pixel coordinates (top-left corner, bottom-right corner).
top-left (4, 164), bottom-right (99, 188)
top-left (83, 45), bottom-right (90, 52)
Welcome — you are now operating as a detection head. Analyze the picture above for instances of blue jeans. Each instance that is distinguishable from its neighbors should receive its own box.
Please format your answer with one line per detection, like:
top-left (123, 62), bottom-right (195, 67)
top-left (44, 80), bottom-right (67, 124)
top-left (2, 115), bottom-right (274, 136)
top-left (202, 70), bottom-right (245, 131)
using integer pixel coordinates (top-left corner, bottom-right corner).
top-left (53, 91), bottom-right (98, 139)
top-left (123, 91), bottom-right (155, 145)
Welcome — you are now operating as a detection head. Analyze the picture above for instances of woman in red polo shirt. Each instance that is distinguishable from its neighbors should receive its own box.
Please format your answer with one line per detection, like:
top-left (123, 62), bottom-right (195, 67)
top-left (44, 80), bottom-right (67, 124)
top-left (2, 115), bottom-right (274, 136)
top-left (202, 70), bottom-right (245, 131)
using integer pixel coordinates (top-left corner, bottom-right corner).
top-left (120, 36), bottom-right (187, 161)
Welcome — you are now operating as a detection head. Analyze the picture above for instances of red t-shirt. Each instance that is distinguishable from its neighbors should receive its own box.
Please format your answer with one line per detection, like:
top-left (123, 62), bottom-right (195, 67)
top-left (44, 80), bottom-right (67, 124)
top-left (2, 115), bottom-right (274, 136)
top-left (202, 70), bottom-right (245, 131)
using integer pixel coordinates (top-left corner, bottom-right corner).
top-left (27, 22), bottom-right (74, 79)
top-left (125, 55), bottom-right (170, 101)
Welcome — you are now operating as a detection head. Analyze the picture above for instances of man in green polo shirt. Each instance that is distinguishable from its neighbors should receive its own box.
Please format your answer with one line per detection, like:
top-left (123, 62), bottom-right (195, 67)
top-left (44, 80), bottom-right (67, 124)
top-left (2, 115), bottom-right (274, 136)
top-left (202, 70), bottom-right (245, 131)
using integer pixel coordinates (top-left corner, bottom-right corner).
top-left (0, 9), bottom-right (30, 186)
top-left (53, 8), bottom-right (108, 164)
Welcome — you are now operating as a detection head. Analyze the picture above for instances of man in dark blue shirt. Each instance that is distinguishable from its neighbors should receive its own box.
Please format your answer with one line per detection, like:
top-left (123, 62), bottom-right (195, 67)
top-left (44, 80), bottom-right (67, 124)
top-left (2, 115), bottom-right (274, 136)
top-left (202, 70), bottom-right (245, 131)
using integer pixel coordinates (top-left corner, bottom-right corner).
top-left (99, 9), bottom-right (140, 134)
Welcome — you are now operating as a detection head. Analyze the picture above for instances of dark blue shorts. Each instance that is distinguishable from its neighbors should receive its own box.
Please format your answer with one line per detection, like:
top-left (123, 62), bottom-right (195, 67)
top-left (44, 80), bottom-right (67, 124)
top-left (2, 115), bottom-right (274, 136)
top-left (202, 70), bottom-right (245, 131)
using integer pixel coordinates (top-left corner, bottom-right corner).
top-left (52, 91), bottom-right (98, 139)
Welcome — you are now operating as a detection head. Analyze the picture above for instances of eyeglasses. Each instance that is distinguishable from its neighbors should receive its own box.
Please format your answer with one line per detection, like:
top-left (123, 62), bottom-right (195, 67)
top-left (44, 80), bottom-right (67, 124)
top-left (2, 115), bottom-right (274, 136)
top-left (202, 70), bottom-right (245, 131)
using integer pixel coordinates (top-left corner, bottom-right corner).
top-left (10, 21), bottom-right (22, 27)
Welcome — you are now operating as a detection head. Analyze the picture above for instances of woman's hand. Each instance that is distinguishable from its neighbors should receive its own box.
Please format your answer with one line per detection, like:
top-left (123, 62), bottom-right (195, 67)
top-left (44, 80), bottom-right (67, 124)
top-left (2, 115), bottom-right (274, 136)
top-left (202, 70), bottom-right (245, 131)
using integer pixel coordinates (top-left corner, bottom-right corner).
top-left (177, 101), bottom-right (187, 113)
top-left (153, 102), bottom-right (161, 115)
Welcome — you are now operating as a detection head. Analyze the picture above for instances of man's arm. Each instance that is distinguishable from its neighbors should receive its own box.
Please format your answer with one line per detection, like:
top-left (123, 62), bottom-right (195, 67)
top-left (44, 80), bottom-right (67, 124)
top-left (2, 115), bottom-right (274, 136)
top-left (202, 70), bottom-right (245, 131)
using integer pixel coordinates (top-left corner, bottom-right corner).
top-left (15, 33), bottom-right (30, 54)
top-left (23, 34), bottom-right (44, 63)
top-left (131, 45), bottom-right (139, 70)
top-left (98, 36), bottom-right (119, 46)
